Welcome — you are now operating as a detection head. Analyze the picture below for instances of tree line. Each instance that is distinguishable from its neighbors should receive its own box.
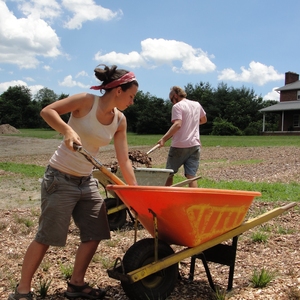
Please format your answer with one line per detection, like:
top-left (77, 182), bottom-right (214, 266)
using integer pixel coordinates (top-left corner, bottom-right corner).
top-left (0, 83), bottom-right (278, 135)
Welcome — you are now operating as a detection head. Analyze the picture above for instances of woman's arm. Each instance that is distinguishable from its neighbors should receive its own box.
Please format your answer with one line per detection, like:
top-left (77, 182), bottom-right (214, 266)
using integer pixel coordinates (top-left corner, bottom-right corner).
top-left (40, 93), bottom-right (93, 150)
top-left (113, 115), bottom-right (138, 185)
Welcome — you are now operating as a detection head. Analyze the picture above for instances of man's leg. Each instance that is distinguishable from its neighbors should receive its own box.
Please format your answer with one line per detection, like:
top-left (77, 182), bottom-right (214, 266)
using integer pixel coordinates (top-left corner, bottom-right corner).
top-left (186, 174), bottom-right (198, 188)
top-left (165, 174), bottom-right (173, 186)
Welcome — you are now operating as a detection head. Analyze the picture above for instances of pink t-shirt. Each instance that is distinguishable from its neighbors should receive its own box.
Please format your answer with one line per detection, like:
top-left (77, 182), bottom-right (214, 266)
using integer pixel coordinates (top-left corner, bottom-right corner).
top-left (171, 99), bottom-right (206, 148)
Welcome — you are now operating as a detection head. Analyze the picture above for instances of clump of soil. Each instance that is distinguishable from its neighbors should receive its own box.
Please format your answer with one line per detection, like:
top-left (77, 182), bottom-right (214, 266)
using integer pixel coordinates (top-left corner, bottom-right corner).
top-left (104, 161), bottom-right (119, 173)
top-left (128, 150), bottom-right (152, 168)
top-left (0, 124), bottom-right (21, 134)
top-left (105, 150), bottom-right (153, 173)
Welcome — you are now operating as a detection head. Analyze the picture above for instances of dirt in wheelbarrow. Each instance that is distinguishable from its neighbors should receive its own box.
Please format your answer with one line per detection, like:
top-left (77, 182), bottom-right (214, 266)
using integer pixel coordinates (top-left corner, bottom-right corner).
top-left (0, 135), bottom-right (299, 299)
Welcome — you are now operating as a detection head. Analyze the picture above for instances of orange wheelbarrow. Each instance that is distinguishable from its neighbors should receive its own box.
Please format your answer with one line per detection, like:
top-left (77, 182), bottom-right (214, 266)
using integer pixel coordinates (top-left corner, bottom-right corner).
top-left (75, 144), bottom-right (201, 231)
top-left (73, 144), bottom-right (296, 299)
top-left (105, 185), bottom-right (296, 300)
top-left (93, 167), bottom-right (174, 230)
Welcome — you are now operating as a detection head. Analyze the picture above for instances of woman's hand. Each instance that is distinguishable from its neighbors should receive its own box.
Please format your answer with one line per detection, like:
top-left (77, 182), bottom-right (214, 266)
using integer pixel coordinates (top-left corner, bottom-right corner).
top-left (63, 128), bottom-right (82, 151)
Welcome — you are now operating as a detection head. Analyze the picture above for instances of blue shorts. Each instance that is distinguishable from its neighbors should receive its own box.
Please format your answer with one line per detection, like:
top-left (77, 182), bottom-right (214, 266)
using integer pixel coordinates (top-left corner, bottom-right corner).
top-left (35, 165), bottom-right (110, 247)
top-left (166, 146), bottom-right (200, 177)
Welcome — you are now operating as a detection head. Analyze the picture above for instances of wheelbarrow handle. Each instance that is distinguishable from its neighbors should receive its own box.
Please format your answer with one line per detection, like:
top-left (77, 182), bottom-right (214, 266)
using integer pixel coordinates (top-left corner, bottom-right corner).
top-left (171, 175), bottom-right (202, 187)
top-left (73, 143), bottom-right (126, 186)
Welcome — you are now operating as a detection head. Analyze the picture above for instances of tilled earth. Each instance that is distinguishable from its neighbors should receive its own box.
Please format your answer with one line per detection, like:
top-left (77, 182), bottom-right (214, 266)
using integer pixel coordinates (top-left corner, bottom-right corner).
top-left (0, 136), bottom-right (299, 300)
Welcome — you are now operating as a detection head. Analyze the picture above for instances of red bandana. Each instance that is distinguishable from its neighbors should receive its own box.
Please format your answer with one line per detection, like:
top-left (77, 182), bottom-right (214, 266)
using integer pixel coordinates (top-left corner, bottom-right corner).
top-left (90, 71), bottom-right (136, 90)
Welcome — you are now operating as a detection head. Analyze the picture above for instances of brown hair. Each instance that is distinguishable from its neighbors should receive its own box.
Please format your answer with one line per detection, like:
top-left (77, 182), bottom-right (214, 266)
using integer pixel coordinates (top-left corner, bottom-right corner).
top-left (169, 86), bottom-right (187, 98)
top-left (94, 64), bottom-right (138, 91)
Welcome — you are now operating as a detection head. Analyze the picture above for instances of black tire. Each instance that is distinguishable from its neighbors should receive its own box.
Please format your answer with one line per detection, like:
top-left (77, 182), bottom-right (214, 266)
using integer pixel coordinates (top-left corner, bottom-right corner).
top-left (104, 197), bottom-right (127, 231)
top-left (121, 238), bottom-right (178, 300)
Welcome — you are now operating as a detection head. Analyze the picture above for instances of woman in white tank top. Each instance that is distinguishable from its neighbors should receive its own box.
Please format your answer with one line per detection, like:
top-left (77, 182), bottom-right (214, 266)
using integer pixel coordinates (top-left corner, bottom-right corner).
top-left (9, 64), bottom-right (138, 300)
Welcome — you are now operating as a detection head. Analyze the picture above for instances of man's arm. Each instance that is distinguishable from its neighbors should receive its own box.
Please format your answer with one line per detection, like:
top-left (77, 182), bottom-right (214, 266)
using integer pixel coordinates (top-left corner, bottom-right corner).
top-left (200, 115), bottom-right (207, 125)
top-left (158, 119), bottom-right (182, 147)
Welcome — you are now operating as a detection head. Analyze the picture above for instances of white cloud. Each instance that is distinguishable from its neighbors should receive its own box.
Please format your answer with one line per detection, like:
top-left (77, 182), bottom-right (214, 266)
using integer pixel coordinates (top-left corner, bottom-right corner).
top-left (18, 0), bottom-right (62, 21)
top-left (24, 77), bottom-right (35, 82)
top-left (218, 61), bottom-right (284, 86)
top-left (0, 1), bottom-right (61, 68)
top-left (94, 51), bottom-right (146, 69)
top-left (263, 88), bottom-right (280, 101)
top-left (76, 71), bottom-right (88, 78)
top-left (62, 0), bottom-right (122, 29)
top-left (0, 79), bottom-right (43, 95)
top-left (0, 80), bottom-right (27, 93)
top-left (30, 84), bottom-right (45, 95)
top-left (43, 65), bottom-right (52, 71)
top-left (141, 38), bottom-right (216, 73)
top-left (94, 38), bottom-right (216, 74)
top-left (59, 75), bottom-right (90, 89)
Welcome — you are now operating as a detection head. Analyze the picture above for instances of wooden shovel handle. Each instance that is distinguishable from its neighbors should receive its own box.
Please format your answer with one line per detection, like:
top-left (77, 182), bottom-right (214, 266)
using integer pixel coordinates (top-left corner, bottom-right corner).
top-left (73, 143), bottom-right (126, 185)
top-left (146, 144), bottom-right (160, 155)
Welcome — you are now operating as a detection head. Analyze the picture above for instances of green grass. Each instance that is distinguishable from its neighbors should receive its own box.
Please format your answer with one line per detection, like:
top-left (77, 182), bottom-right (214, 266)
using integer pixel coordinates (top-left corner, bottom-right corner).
top-left (3, 129), bottom-right (300, 147)
top-left (5, 160), bottom-right (298, 202)
top-left (172, 177), bottom-right (300, 202)
top-left (128, 133), bottom-right (300, 147)
top-left (200, 135), bottom-right (300, 147)
top-left (4, 128), bottom-right (63, 139)
top-left (251, 231), bottom-right (268, 243)
top-left (59, 263), bottom-right (73, 280)
top-left (250, 268), bottom-right (275, 288)
top-left (2, 129), bottom-right (300, 203)
top-left (37, 278), bottom-right (52, 298)
top-left (0, 162), bottom-right (45, 177)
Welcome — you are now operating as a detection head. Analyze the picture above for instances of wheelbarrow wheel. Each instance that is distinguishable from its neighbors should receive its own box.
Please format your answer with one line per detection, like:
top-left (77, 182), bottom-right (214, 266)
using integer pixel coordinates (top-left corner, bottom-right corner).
top-left (104, 197), bottom-right (127, 231)
top-left (121, 238), bottom-right (178, 300)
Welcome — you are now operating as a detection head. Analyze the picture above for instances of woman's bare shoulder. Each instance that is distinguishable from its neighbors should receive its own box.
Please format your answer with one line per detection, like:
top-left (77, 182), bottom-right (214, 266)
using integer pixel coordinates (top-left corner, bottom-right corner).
top-left (70, 92), bottom-right (95, 100)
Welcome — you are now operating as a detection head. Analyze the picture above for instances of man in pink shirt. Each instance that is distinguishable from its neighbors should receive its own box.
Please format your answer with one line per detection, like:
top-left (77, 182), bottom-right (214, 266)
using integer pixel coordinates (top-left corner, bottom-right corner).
top-left (157, 86), bottom-right (207, 187)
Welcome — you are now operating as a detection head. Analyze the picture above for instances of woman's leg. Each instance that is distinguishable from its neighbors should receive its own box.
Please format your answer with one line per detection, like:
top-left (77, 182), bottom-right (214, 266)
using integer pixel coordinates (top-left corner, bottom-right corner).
top-left (69, 240), bottom-right (100, 285)
top-left (16, 241), bottom-right (49, 294)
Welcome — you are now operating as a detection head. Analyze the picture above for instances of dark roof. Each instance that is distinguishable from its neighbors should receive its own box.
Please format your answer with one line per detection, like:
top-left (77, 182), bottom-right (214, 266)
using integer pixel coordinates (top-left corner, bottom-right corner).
top-left (275, 80), bottom-right (300, 91)
top-left (259, 101), bottom-right (300, 112)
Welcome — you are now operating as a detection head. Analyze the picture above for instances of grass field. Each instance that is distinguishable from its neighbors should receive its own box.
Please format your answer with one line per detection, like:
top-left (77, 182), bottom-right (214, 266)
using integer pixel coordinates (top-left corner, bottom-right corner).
top-left (6, 129), bottom-right (300, 147)
top-left (2, 129), bottom-right (300, 203)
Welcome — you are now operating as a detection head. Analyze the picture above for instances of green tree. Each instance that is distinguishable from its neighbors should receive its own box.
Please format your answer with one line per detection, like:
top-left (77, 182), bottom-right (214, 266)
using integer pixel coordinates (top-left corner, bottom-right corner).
top-left (57, 93), bottom-right (70, 123)
top-left (211, 117), bottom-right (243, 136)
top-left (0, 82), bottom-right (278, 135)
top-left (185, 82), bottom-right (214, 135)
top-left (124, 91), bottom-right (151, 132)
top-left (34, 88), bottom-right (57, 108)
top-left (23, 102), bottom-right (44, 128)
top-left (0, 85), bottom-right (32, 128)
top-left (34, 88), bottom-right (70, 127)
top-left (136, 97), bottom-right (171, 134)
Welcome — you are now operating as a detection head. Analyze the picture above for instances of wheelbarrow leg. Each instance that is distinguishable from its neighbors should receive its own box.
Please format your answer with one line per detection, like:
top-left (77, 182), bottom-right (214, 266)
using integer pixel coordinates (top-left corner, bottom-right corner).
top-left (189, 236), bottom-right (239, 291)
top-left (190, 253), bottom-right (216, 291)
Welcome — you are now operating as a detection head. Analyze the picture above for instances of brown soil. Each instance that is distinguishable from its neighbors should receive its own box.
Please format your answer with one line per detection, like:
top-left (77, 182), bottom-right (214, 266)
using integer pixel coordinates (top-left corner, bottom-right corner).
top-left (0, 124), bottom-right (21, 134)
top-left (0, 135), bottom-right (299, 300)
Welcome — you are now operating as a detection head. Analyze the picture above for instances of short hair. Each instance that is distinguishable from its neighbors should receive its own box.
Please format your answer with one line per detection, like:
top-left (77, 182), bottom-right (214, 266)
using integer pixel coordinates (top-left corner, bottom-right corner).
top-left (169, 86), bottom-right (187, 98)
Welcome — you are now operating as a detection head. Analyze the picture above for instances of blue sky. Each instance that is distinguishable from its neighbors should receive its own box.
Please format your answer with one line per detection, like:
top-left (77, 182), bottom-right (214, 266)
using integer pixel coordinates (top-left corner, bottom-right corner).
top-left (0, 0), bottom-right (299, 102)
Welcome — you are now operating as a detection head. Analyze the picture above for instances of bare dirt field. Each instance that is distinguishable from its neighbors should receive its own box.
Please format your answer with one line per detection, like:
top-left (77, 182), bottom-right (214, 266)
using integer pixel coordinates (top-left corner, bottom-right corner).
top-left (0, 136), bottom-right (299, 300)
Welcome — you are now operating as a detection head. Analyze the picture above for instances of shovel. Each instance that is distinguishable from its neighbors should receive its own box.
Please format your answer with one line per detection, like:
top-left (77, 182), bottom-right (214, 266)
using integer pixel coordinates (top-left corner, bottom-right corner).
top-left (73, 143), bottom-right (126, 185)
top-left (146, 144), bottom-right (160, 155)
